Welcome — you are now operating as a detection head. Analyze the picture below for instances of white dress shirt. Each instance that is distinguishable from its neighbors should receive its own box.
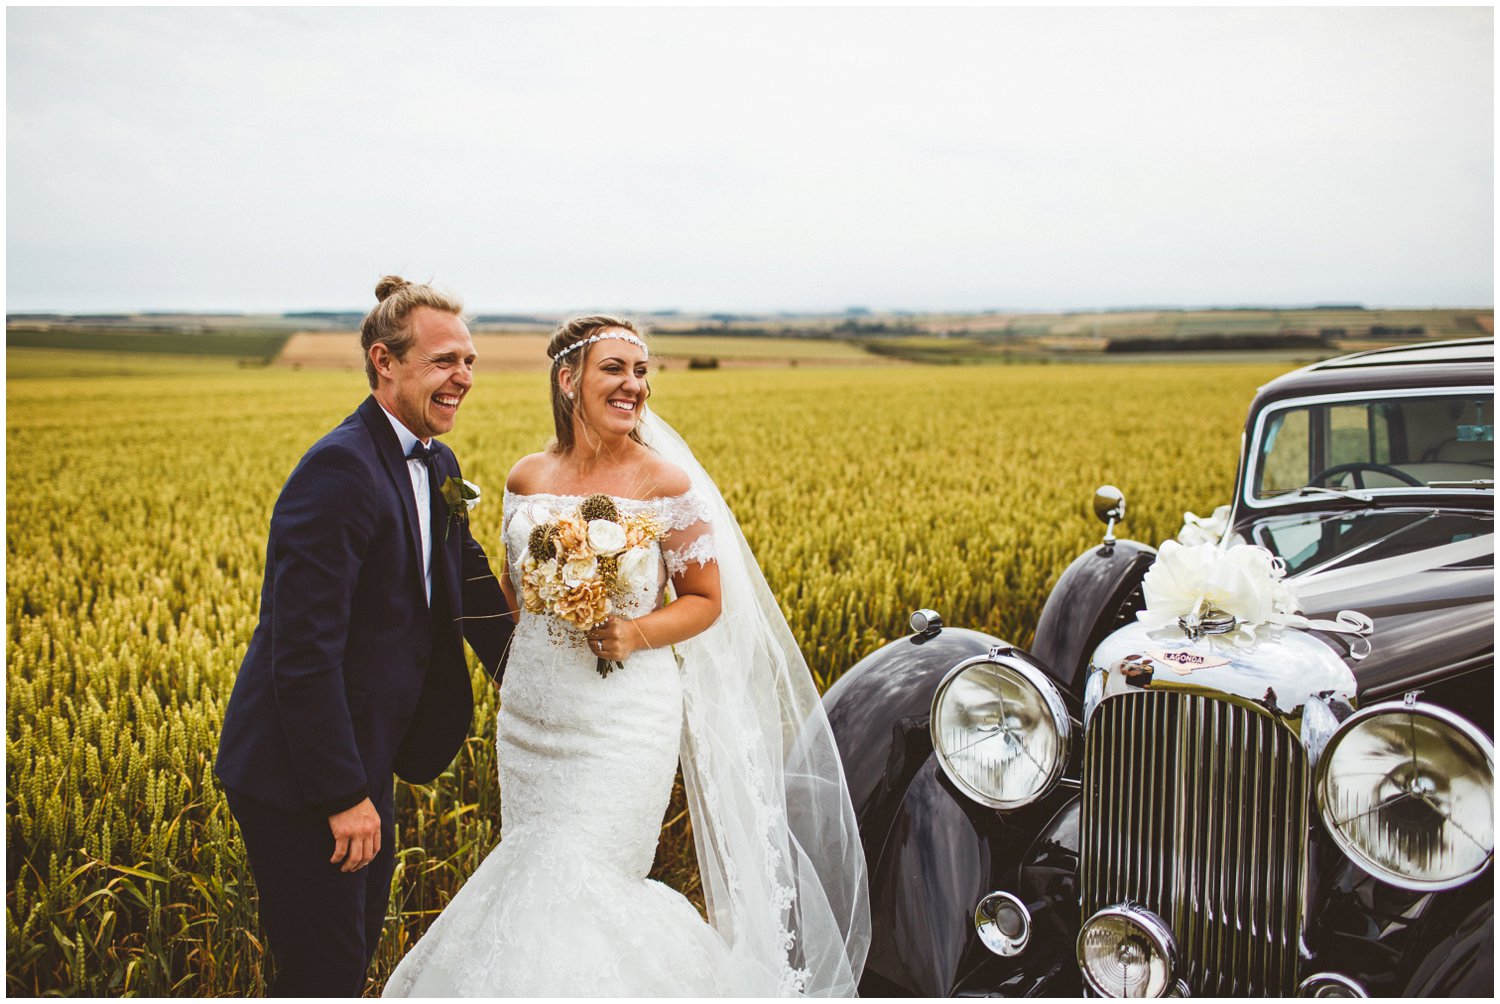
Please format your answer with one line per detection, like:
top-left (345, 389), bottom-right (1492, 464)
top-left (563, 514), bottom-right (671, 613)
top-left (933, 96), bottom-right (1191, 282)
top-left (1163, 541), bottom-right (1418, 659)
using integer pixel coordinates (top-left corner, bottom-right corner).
top-left (379, 405), bottom-right (433, 605)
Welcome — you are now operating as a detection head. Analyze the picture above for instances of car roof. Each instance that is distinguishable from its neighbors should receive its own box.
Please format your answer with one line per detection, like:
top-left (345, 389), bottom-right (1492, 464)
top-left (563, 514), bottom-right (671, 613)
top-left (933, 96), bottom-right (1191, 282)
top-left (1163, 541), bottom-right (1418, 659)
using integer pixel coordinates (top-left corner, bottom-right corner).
top-left (1308, 337), bottom-right (1494, 370)
top-left (1255, 337), bottom-right (1493, 407)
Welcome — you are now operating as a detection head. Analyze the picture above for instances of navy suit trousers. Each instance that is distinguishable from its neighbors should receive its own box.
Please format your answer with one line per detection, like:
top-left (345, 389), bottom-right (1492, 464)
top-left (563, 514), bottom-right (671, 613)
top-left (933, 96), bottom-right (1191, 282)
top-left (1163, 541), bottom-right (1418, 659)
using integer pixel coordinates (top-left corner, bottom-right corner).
top-left (226, 786), bottom-right (396, 996)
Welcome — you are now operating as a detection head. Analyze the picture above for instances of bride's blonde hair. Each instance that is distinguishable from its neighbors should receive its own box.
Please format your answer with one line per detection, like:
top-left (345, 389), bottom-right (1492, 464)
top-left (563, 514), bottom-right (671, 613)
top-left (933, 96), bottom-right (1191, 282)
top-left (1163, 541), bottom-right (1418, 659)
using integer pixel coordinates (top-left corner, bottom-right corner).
top-left (546, 314), bottom-right (651, 454)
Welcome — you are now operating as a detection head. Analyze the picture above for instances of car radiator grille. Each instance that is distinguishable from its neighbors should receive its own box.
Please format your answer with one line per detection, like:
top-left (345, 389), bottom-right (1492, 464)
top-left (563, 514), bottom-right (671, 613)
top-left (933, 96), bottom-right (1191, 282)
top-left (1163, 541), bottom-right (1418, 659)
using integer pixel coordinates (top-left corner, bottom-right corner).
top-left (1080, 691), bottom-right (1308, 996)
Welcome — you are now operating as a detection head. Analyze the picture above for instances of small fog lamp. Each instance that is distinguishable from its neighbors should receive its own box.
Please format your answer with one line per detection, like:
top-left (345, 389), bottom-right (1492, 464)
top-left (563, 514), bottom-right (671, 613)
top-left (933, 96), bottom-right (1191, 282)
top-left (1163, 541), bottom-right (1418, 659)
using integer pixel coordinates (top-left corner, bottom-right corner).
top-left (974, 891), bottom-right (1030, 956)
top-left (1076, 906), bottom-right (1178, 998)
top-left (1298, 973), bottom-right (1369, 998)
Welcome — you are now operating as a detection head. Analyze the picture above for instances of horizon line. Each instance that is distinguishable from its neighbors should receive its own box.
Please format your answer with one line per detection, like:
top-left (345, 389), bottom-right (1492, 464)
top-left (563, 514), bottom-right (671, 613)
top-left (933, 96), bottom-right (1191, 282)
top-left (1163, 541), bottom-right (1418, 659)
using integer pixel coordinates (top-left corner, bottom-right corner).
top-left (6, 302), bottom-right (1495, 319)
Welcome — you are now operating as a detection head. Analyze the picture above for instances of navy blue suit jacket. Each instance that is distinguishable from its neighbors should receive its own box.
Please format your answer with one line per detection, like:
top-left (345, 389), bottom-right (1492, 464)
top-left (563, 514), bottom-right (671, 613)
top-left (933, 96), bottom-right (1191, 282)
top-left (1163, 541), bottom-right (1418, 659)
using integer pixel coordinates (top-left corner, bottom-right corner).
top-left (216, 396), bottom-right (512, 814)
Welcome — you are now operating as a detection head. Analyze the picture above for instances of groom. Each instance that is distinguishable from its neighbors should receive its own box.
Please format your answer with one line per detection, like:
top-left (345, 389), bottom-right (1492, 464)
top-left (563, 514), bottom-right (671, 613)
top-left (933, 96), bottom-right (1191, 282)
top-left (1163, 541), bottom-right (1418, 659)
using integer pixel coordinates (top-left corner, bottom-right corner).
top-left (216, 277), bottom-right (512, 995)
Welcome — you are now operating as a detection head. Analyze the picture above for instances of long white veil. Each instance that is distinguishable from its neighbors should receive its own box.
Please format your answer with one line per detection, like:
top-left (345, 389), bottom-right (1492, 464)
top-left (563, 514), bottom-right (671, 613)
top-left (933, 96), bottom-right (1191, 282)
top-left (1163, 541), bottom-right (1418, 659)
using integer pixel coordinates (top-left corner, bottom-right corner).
top-left (639, 408), bottom-right (870, 996)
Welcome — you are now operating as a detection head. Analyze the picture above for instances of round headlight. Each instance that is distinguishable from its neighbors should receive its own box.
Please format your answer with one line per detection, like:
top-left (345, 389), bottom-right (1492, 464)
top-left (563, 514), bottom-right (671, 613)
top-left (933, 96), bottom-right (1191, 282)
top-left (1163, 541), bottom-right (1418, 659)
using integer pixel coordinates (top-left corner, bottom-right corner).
top-left (1316, 700), bottom-right (1493, 891)
top-left (1077, 905), bottom-right (1178, 998)
top-left (930, 653), bottom-right (1070, 809)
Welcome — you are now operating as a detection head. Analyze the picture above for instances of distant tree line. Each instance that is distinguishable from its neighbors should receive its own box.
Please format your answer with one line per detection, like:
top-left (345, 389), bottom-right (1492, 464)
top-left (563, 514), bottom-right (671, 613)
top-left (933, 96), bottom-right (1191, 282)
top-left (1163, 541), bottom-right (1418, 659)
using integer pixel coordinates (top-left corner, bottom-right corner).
top-left (830, 319), bottom-right (923, 336)
top-left (657, 326), bottom-right (842, 339)
top-left (861, 340), bottom-right (972, 364)
top-left (284, 311), bottom-right (365, 324)
top-left (1105, 333), bottom-right (1333, 353)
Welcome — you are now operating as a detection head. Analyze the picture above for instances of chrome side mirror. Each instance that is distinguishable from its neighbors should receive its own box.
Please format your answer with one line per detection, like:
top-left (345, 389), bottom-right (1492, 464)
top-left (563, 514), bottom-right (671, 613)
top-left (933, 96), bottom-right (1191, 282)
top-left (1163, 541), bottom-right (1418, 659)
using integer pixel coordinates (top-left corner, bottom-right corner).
top-left (1092, 485), bottom-right (1126, 547)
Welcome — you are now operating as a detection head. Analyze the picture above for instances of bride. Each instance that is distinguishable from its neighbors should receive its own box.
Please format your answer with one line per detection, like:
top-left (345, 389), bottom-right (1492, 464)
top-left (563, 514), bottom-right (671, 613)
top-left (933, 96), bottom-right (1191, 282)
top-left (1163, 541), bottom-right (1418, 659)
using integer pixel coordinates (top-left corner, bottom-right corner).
top-left (383, 316), bottom-right (870, 996)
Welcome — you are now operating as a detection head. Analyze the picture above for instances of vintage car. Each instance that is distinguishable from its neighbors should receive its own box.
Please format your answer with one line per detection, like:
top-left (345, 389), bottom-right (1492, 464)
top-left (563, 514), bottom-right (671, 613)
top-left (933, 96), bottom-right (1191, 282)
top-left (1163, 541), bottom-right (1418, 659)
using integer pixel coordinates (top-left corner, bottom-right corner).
top-left (825, 338), bottom-right (1494, 997)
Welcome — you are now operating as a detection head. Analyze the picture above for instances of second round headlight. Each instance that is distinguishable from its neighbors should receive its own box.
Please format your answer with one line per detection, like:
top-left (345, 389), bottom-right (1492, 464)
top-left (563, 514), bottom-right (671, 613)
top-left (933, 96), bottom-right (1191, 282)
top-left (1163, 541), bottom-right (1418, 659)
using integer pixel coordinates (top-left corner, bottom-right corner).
top-left (1316, 700), bottom-right (1494, 891)
top-left (930, 653), bottom-right (1071, 809)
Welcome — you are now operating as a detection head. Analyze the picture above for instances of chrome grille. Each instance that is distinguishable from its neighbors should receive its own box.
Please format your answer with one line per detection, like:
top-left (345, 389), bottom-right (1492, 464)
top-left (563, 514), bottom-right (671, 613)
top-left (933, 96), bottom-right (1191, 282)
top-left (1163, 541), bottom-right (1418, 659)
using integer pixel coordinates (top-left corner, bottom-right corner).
top-left (1080, 691), bottom-right (1308, 996)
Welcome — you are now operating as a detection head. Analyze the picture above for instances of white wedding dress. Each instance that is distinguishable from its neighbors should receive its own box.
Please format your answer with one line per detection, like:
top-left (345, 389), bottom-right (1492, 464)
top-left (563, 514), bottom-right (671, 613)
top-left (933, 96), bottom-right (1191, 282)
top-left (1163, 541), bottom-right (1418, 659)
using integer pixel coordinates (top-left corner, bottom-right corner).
top-left (385, 489), bottom-right (738, 996)
top-left (384, 412), bottom-right (868, 998)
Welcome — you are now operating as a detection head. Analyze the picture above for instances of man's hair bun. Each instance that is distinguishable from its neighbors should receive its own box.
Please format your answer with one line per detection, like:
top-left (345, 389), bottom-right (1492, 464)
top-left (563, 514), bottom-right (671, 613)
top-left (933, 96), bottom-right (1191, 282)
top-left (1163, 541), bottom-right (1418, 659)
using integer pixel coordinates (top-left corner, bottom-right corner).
top-left (359, 276), bottom-right (464, 389)
top-left (375, 275), bottom-right (412, 302)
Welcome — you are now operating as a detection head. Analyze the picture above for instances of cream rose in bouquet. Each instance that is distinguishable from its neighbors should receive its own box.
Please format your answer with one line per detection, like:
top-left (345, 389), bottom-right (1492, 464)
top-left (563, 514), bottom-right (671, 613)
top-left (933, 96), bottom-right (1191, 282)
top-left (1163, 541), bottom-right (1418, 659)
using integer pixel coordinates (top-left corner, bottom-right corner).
top-left (520, 494), bottom-right (664, 676)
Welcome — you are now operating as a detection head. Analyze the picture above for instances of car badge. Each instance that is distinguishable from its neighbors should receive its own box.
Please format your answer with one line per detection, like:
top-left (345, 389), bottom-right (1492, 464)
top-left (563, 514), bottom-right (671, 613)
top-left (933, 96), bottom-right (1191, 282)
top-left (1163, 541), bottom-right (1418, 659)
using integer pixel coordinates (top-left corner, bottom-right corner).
top-left (1148, 648), bottom-right (1231, 674)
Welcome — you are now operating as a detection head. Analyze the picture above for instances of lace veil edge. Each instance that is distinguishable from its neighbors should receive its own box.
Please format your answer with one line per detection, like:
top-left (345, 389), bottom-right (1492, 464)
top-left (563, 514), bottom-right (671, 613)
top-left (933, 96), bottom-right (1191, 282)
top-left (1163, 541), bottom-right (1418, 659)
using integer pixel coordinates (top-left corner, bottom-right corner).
top-left (640, 408), bottom-right (871, 997)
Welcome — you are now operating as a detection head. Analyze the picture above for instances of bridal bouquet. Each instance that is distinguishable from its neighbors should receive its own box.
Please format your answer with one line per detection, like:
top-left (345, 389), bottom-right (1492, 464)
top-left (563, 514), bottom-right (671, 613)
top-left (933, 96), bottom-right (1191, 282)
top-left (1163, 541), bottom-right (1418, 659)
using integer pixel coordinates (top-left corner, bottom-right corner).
top-left (520, 494), bottom-right (663, 676)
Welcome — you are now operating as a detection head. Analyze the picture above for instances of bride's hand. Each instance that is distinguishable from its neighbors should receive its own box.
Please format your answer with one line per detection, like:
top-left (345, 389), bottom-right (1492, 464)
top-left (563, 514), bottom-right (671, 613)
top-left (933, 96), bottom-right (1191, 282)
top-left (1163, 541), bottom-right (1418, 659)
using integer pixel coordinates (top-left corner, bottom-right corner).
top-left (586, 616), bottom-right (649, 662)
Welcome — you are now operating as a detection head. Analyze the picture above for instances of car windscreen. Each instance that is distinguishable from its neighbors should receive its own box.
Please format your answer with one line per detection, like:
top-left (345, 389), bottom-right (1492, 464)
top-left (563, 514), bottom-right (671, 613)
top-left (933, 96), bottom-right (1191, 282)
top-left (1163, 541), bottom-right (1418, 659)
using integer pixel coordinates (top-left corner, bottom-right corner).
top-left (1251, 509), bottom-right (1492, 576)
top-left (1254, 391), bottom-right (1494, 500)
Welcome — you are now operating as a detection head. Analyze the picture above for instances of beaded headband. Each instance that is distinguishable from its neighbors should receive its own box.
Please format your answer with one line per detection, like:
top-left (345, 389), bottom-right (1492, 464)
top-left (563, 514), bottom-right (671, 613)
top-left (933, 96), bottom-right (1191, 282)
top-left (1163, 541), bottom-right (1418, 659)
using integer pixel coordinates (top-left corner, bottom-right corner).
top-left (550, 330), bottom-right (648, 364)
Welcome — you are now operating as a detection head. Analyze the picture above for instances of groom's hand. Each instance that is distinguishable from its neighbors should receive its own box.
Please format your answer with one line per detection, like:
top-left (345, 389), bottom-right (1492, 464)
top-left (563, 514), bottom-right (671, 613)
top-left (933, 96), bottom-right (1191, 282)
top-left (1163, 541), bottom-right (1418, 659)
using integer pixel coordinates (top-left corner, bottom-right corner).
top-left (328, 798), bottom-right (381, 872)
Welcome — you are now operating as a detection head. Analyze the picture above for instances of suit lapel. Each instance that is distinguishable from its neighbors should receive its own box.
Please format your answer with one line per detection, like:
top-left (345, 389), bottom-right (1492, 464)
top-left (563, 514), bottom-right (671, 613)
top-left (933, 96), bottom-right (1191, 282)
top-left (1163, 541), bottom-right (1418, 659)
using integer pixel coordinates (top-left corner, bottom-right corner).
top-left (357, 396), bottom-right (427, 602)
top-left (429, 445), bottom-right (462, 622)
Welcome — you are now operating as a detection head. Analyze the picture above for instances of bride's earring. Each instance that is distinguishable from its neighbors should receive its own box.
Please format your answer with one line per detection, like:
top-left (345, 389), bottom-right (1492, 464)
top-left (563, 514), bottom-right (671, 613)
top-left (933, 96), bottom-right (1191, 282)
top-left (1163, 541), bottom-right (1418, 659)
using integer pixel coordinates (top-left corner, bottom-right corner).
top-left (567, 391), bottom-right (575, 400)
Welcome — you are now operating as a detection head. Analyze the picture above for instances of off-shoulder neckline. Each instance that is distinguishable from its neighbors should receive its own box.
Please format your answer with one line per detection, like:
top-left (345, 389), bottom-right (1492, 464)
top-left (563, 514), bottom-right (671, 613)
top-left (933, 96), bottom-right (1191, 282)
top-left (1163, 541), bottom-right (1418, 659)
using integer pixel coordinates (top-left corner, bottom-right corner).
top-left (503, 488), bottom-right (695, 504)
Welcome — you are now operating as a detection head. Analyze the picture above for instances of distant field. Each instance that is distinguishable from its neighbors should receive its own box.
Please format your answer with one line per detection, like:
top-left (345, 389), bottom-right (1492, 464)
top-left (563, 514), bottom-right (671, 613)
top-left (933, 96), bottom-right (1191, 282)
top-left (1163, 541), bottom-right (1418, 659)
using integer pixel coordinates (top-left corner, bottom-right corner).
top-left (5, 327), bottom-right (288, 360)
top-left (649, 334), bottom-right (886, 366)
top-left (6, 347), bottom-right (268, 379)
top-left (861, 336), bottom-right (1345, 367)
top-left (7, 307), bottom-right (1490, 373)
top-left (275, 331), bottom-right (891, 370)
top-left (908, 307), bottom-right (1491, 342)
top-left (276, 331), bottom-right (552, 371)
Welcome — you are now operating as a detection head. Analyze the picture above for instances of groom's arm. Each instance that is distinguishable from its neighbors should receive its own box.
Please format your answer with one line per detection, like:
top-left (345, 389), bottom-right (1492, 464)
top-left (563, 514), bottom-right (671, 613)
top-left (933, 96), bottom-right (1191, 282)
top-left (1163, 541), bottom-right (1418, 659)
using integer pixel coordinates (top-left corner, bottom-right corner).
top-left (459, 525), bottom-right (513, 682)
top-left (268, 446), bottom-right (375, 811)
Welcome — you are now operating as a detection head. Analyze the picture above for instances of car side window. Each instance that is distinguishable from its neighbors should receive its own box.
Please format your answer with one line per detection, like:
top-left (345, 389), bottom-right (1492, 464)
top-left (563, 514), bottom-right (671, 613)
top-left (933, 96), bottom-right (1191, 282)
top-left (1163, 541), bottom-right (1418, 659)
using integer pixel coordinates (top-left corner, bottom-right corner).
top-left (1257, 409), bottom-right (1310, 496)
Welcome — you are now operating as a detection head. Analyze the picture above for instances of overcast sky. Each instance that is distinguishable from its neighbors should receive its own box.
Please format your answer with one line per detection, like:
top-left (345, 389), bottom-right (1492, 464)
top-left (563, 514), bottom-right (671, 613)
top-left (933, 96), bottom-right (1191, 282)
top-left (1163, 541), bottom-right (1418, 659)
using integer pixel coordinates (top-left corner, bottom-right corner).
top-left (6, 6), bottom-right (1493, 314)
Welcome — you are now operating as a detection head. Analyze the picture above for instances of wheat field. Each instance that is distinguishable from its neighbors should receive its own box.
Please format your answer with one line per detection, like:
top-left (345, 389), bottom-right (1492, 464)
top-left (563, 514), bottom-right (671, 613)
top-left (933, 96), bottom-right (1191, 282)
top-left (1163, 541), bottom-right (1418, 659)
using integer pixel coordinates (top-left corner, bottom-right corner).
top-left (5, 348), bottom-right (1292, 994)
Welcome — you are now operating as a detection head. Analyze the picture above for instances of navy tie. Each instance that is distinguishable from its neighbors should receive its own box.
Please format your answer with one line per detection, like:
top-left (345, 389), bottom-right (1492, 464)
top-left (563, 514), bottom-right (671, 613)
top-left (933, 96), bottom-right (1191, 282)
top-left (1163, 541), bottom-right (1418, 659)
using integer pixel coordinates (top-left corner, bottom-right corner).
top-left (408, 441), bottom-right (443, 530)
top-left (407, 441), bottom-right (438, 477)
top-left (408, 442), bottom-right (446, 595)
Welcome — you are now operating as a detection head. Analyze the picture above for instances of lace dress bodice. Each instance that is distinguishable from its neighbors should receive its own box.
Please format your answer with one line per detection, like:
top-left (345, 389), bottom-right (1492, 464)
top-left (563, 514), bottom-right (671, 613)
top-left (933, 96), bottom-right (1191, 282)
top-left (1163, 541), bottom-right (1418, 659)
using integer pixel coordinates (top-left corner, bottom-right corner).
top-left (500, 489), bottom-right (718, 649)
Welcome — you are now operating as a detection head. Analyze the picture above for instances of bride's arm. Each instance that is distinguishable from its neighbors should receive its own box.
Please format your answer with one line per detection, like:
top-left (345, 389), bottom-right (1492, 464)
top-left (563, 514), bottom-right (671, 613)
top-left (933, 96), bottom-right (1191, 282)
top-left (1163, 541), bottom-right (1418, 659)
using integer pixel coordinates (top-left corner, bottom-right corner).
top-left (497, 455), bottom-right (545, 626)
top-left (587, 462), bottom-right (721, 660)
top-left (498, 544), bottom-right (519, 623)
top-left (587, 560), bottom-right (721, 660)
